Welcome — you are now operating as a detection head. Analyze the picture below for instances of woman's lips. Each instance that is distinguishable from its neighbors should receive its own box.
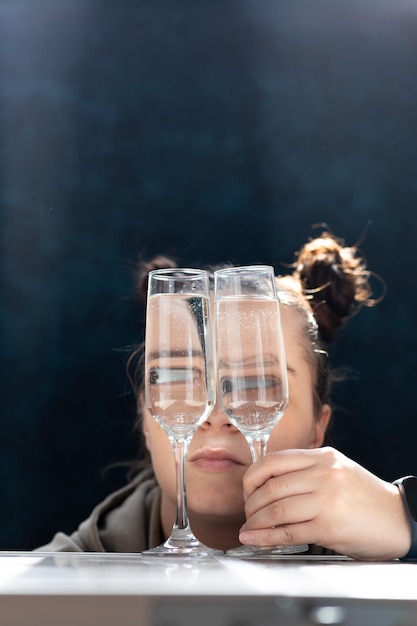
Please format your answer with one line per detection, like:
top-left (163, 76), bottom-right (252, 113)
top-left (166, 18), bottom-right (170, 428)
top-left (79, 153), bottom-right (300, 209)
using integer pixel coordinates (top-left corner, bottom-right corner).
top-left (189, 448), bottom-right (245, 471)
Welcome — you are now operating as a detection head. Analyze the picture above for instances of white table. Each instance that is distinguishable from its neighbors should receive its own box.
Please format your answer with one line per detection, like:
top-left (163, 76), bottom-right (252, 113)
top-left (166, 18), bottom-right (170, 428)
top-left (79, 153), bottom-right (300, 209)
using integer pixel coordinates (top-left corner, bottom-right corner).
top-left (0, 551), bottom-right (416, 625)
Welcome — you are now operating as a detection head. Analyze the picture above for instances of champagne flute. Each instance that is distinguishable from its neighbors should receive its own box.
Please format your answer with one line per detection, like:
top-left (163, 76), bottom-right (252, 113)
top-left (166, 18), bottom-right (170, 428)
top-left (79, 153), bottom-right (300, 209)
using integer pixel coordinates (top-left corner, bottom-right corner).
top-left (142, 267), bottom-right (223, 557)
top-left (214, 265), bottom-right (308, 558)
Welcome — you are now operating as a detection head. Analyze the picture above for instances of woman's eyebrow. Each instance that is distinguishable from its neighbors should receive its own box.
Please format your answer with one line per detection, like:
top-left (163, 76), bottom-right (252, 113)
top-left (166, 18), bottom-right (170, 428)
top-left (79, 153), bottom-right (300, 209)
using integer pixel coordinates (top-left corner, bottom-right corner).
top-left (286, 363), bottom-right (296, 375)
top-left (218, 354), bottom-right (282, 366)
top-left (148, 349), bottom-right (204, 360)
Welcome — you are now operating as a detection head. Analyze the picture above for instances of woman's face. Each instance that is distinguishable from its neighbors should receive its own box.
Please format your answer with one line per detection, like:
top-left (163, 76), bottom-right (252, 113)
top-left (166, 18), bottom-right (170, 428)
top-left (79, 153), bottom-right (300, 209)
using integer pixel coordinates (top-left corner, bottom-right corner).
top-left (142, 305), bottom-right (331, 524)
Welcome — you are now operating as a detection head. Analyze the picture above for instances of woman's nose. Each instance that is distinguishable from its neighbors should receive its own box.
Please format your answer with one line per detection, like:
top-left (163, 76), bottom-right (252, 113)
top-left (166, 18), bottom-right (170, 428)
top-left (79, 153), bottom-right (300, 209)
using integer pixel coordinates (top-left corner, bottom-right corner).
top-left (201, 402), bottom-right (237, 430)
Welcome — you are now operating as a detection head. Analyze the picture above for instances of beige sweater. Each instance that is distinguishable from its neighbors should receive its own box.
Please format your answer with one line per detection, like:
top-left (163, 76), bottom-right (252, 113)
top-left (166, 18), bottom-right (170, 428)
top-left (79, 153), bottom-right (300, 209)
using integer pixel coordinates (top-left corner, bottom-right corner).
top-left (36, 467), bottom-right (163, 552)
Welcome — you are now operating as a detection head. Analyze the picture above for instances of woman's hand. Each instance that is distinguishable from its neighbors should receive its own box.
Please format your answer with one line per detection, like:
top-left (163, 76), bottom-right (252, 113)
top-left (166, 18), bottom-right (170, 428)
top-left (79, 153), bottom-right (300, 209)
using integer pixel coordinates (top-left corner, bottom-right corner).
top-left (239, 447), bottom-right (411, 560)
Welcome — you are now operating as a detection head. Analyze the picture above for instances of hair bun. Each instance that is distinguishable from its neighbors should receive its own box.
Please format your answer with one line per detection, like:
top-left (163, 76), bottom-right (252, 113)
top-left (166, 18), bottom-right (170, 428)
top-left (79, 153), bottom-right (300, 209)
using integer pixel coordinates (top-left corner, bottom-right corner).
top-left (294, 232), bottom-right (376, 343)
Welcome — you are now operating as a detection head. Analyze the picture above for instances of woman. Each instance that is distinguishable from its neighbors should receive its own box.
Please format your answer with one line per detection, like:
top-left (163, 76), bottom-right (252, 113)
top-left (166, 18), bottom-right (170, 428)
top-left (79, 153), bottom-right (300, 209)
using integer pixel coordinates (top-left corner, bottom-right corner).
top-left (36, 231), bottom-right (413, 560)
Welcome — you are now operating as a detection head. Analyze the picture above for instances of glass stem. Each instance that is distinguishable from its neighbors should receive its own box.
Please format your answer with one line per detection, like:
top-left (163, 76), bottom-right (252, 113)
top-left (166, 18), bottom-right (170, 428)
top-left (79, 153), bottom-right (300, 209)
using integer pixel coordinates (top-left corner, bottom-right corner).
top-left (172, 436), bottom-right (191, 531)
top-left (249, 436), bottom-right (268, 463)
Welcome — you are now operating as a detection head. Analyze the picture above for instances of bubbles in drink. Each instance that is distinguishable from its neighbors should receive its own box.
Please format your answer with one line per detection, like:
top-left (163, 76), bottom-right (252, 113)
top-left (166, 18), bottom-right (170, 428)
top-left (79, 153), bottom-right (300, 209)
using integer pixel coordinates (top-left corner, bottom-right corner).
top-left (216, 296), bottom-right (288, 437)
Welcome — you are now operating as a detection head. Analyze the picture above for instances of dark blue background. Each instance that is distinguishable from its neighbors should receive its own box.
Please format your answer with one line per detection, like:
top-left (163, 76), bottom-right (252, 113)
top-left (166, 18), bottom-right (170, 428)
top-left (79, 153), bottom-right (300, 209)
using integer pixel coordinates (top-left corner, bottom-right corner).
top-left (1, 0), bottom-right (417, 549)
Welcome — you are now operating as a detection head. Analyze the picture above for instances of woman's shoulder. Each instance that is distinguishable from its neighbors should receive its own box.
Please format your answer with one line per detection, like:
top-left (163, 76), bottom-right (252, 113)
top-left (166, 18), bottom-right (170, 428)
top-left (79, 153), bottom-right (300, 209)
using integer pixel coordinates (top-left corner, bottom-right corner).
top-left (36, 466), bottom-right (162, 553)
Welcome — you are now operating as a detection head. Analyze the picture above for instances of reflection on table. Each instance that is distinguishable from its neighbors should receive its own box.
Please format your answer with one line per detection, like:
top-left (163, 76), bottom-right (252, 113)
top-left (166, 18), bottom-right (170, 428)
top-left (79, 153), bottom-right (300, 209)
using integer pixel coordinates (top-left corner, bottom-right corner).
top-left (0, 551), bottom-right (416, 626)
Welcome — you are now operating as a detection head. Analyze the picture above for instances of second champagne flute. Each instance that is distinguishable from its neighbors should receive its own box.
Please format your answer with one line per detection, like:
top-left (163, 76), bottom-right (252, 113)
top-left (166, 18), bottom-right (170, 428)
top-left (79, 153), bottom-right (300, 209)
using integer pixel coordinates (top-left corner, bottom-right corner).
top-left (142, 267), bottom-right (222, 557)
top-left (214, 265), bottom-right (308, 558)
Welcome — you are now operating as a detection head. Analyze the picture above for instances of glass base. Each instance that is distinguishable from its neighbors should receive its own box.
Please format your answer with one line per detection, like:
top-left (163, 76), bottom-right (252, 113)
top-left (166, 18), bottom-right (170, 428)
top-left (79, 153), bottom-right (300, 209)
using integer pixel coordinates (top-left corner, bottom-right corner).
top-left (141, 534), bottom-right (224, 558)
top-left (225, 543), bottom-right (309, 559)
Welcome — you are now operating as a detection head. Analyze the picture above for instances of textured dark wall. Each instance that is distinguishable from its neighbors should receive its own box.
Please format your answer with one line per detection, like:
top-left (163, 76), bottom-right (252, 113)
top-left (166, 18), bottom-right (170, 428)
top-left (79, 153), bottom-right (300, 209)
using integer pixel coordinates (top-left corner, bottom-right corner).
top-left (1, 0), bottom-right (417, 549)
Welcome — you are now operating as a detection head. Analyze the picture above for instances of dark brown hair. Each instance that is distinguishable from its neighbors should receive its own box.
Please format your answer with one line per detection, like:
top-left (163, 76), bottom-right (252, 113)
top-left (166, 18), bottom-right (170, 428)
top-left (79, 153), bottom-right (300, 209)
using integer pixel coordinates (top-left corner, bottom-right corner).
top-left (293, 231), bottom-right (378, 343)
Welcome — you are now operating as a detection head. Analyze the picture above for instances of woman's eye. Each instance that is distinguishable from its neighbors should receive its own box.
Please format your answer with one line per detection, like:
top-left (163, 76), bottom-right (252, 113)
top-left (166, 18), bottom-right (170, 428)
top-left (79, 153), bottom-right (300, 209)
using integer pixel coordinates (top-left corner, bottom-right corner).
top-left (149, 367), bottom-right (199, 385)
top-left (221, 376), bottom-right (280, 394)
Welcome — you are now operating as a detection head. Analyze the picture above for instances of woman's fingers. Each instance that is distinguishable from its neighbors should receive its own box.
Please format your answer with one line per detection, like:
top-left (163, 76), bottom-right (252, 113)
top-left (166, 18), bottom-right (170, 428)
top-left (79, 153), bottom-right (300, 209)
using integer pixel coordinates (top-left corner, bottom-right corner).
top-left (242, 447), bottom-right (341, 519)
top-left (239, 519), bottom-right (321, 549)
top-left (242, 468), bottom-right (317, 519)
top-left (239, 450), bottom-right (337, 548)
top-left (242, 491), bottom-right (320, 532)
top-left (242, 448), bottom-right (321, 500)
